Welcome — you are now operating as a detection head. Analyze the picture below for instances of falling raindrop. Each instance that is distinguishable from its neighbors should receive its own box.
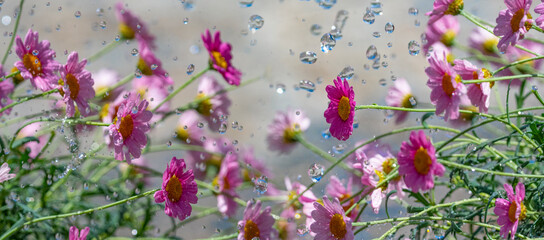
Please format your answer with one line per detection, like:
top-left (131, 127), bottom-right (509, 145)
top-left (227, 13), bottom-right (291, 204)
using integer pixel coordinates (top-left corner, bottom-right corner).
top-left (385, 22), bottom-right (394, 33)
top-left (130, 48), bottom-right (139, 56)
top-left (370, 0), bottom-right (383, 15)
top-left (310, 24), bottom-right (322, 36)
top-left (239, 0), bottom-right (254, 7)
top-left (183, 17), bottom-right (189, 24)
top-left (321, 129), bottom-right (331, 139)
top-left (299, 51), bottom-right (317, 64)
top-left (372, 32), bottom-right (381, 38)
top-left (296, 224), bottom-right (310, 236)
top-left (366, 45), bottom-right (378, 60)
top-left (332, 144), bottom-right (346, 154)
top-left (299, 80), bottom-right (316, 92)
top-left (379, 78), bottom-right (387, 86)
top-left (253, 176), bottom-right (268, 194)
top-left (338, 66), bottom-right (354, 80)
top-left (363, 8), bottom-right (375, 24)
top-left (320, 33), bottom-right (336, 53)
top-left (408, 7), bottom-right (419, 16)
top-left (276, 84), bottom-right (286, 94)
top-left (318, 0), bottom-right (337, 10)
top-left (248, 15), bottom-right (264, 32)
top-left (74, 11), bottom-right (81, 18)
top-left (187, 64), bottom-right (195, 75)
top-left (218, 123), bottom-right (228, 134)
top-left (408, 40), bottom-right (420, 56)
top-left (1, 16), bottom-right (10, 26)
top-left (308, 163), bottom-right (324, 182)
top-left (99, 21), bottom-right (107, 29)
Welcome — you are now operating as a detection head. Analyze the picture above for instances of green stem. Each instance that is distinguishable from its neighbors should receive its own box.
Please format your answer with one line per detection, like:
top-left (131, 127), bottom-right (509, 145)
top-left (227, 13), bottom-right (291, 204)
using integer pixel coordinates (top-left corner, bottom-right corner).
top-left (533, 89), bottom-right (544, 106)
top-left (437, 159), bottom-right (544, 178)
top-left (0, 70), bottom-right (21, 82)
top-left (152, 67), bottom-right (210, 113)
top-left (462, 74), bottom-right (544, 84)
top-left (493, 55), bottom-right (544, 76)
top-left (33, 131), bottom-right (55, 160)
top-left (195, 233), bottom-right (238, 240)
top-left (0, 89), bottom-right (58, 113)
top-left (0, 188), bottom-right (159, 240)
top-left (86, 40), bottom-right (122, 64)
top-left (1, 0), bottom-right (24, 65)
top-left (94, 73), bottom-right (134, 100)
top-left (163, 207), bottom-right (220, 237)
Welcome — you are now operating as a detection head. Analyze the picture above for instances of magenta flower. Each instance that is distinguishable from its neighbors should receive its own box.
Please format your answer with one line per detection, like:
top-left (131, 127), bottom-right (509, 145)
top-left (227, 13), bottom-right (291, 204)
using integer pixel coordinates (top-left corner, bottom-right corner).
top-left (280, 177), bottom-right (318, 230)
top-left (469, 28), bottom-right (499, 55)
top-left (58, 52), bottom-right (95, 117)
top-left (214, 152), bottom-right (242, 217)
top-left (266, 108), bottom-right (310, 154)
top-left (237, 200), bottom-right (276, 240)
top-left (0, 65), bottom-right (14, 117)
top-left (453, 59), bottom-right (492, 113)
top-left (424, 15), bottom-right (459, 53)
top-left (397, 130), bottom-right (445, 193)
top-left (385, 78), bottom-right (415, 124)
top-left (494, 182), bottom-right (527, 240)
top-left (426, 0), bottom-right (464, 24)
top-left (310, 196), bottom-right (354, 240)
top-left (326, 176), bottom-right (360, 218)
top-left (108, 92), bottom-right (152, 163)
top-left (195, 75), bottom-right (232, 131)
top-left (493, 0), bottom-right (534, 52)
top-left (100, 91), bottom-right (137, 124)
top-left (136, 41), bottom-right (173, 86)
top-left (154, 157), bottom-right (198, 221)
top-left (14, 29), bottom-right (58, 91)
top-left (201, 29), bottom-right (242, 86)
top-left (324, 77), bottom-right (356, 141)
top-left (115, 2), bottom-right (156, 49)
top-left (93, 68), bottom-right (123, 101)
top-left (426, 49), bottom-right (466, 121)
top-left (0, 163), bottom-right (15, 183)
top-left (175, 110), bottom-right (205, 144)
top-left (69, 226), bottom-right (89, 240)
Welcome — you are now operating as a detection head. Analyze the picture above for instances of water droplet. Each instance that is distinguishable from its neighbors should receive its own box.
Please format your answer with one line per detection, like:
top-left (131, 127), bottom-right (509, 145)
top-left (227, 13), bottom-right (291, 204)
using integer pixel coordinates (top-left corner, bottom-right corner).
top-left (197, 122), bottom-right (204, 128)
top-left (532, 85), bottom-right (538, 91)
top-left (276, 84), bottom-right (286, 94)
top-left (320, 33), bottom-right (336, 53)
top-left (408, 7), bottom-right (419, 16)
top-left (218, 123), bottom-right (228, 134)
top-left (310, 24), bottom-right (322, 36)
top-left (332, 144), bottom-right (346, 154)
top-left (387, 42), bottom-right (393, 48)
top-left (363, 8), bottom-right (375, 24)
top-left (1, 16), bottom-right (11, 26)
top-left (329, 29), bottom-right (342, 40)
top-left (353, 119), bottom-right (359, 128)
top-left (308, 163), bottom-right (324, 182)
top-left (382, 61), bottom-right (388, 68)
top-left (253, 176), bottom-right (268, 194)
top-left (187, 64), bottom-right (195, 75)
top-left (379, 78), bottom-right (387, 86)
top-left (370, 0), bottom-right (383, 15)
top-left (239, 0), bottom-right (254, 7)
top-left (32, 50), bottom-right (39, 56)
top-left (408, 40), bottom-right (420, 56)
top-left (366, 45), bottom-right (378, 60)
top-left (409, 96), bottom-right (417, 106)
top-left (99, 21), bottom-right (107, 29)
top-left (134, 69), bottom-right (143, 78)
top-left (131, 48), bottom-right (139, 56)
top-left (166, 141), bottom-right (172, 147)
top-left (96, 8), bottom-right (104, 16)
top-left (372, 32), bottom-right (381, 38)
top-left (385, 22), bottom-right (394, 33)
top-left (183, 17), bottom-right (189, 24)
top-left (414, 19), bottom-right (420, 27)
top-left (338, 66), bottom-right (354, 80)
top-left (299, 51), bottom-right (317, 64)
top-left (298, 80), bottom-right (316, 92)
top-left (321, 129), bottom-right (331, 139)
top-left (296, 224), bottom-right (309, 236)
top-left (248, 15), bottom-right (264, 32)
top-left (318, 0), bottom-right (337, 10)
top-left (189, 45), bottom-right (200, 54)
top-left (74, 11), bottom-right (81, 18)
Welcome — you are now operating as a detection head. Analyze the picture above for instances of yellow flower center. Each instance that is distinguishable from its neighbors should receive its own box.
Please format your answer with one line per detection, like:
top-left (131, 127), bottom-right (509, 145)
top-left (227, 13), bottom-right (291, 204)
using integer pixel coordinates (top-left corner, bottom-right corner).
top-left (176, 127), bottom-right (190, 142)
top-left (440, 30), bottom-right (456, 47)
top-left (511, 9), bottom-right (532, 33)
top-left (482, 39), bottom-right (498, 54)
top-left (401, 94), bottom-right (415, 108)
top-left (481, 68), bottom-right (494, 88)
top-left (244, 220), bottom-right (260, 240)
top-left (137, 58), bottom-right (153, 76)
top-left (515, 55), bottom-right (536, 74)
top-left (213, 175), bottom-right (231, 190)
top-left (196, 93), bottom-right (213, 116)
top-left (444, 0), bottom-right (463, 15)
top-left (442, 73), bottom-right (461, 97)
top-left (119, 23), bottom-right (135, 40)
top-left (22, 53), bottom-right (42, 78)
top-left (165, 174), bottom-right (183, 202)
top-left (337, 96), bottom-right (351, 121)
top-left (283, 124), bottom-right (300, 143)
top-left (459, 105), bottom-right (479, 122)
top-left (413, 146), bottom-right (432, 175)
top-left (212, 51), bottom-right (228, 69)
top-left (99, 103), bottom-right (111, 121)
top-left (508, 201), bottom-right (527, 223)
top-left (119, 114), bottom-right (134, 140)
top-left (329, 213), bottom-right (347, 239)
top-left (10, 67), bottom-right (24, 85)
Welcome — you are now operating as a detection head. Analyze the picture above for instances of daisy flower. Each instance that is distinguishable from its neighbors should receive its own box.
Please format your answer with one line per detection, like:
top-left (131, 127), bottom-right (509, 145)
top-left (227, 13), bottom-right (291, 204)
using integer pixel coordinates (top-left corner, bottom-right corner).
top-left (426, 0), bottom-right (464, 25)
top-left (493, 0), bottom-right (533, 52)
top-left (324, 77), bottom-right (356, 141)
top-left (213, 152), bottom-right (242, 217)
top-left (385, 78), bottom-right (416, 124)
top-left (266, 108), bottom-right (310, 154)
top-left (175, 110), bottom-right (204, 144)
top-left (115, 2), bottom-right (156, 49)
top-left (0, 163), bottom-right (16, 183)
top-left (201, 29), bottom-right (242, 86)
top-left (237, 200), bottom-right (276, 240)
top-left (108, 92), bottom-right (152, 163)
top-left (69, 226), bottom-right (89, 240)
top-left (93, 68), bottom-right (122, 101)
top-left (0, 64), bottom-right (14, 116)
top-left (154, 157), bottom-right (198, 221)
top-left (58, 52), bottom-right (95, 117)
top-left (536, 2), bottom-right (544, 27)
top-left (310, 196), bottom-right (354, 240)
top-left (14, 29), bottom-right (58, 91)
top-left (397, 130), bottom-right (445, 193)
top-left (136, 41), bottom-right (173, 86)
top-left (326, 176), bottom-right (360, 218)
top-left (453, 59), bottom-right (492, 113)
top-left (424, 15), bottom-right (459, 53)
top-left (132, 76), bottom-right (170, 122)
top-left (469, 28), bottom-right (499, 55)
top-left (494, 182), bottom-right (527, 240)
top-left (195, 74), bottom-right (232, 131)
top-left (426, 49), bottom-right (466, 121)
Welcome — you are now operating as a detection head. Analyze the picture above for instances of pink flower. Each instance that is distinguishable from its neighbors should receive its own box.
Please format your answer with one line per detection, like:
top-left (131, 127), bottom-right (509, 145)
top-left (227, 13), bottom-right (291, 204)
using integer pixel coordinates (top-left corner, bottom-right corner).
top-left (266, 109), bottom-right (310, 154)
top-left (100, 91), bottom-right (136, 124)
top-left (310, 196), bottom-right (354, 240)
top-left (237, 200), bottom-right (276, 240)
top-left (494, 182), bottom-right (527, 240)
top-left (58, 52), bottom-right (95, 117)
top-left (69, 226), bottom-right (89, 240)
top-left (324, 77), bottom-right (356, 141)
top-left (136, 41), bottom-right (173, 86)
top-left (201, 29), bottom-right (242, 86)
top-left (188, 137), bottom-right (235, 180)
top-left (424, 15), bottom-right (459, 53)
top-left (496, 39), bottom-right (544, 85)
top-left (175, 110), bottom-right (204, 144)
top-left (0, 65), bottom-right (14, 116)
top-left (453, 59), bottom-right (492, 113)
top-left (195, 75), bottom-right (231, 131)
top-left (385, 78), bottom-right (415, 124)
top-left (93, 68), bottom-right (123, 101)
top-left (536, 2), bottom-right (544, 27)
top-left (326, 176), bottom-right (360, 218)
top-left (469, 28), bottom-right (499, 55)
top-left (154, 157), bottom-right (198, 221)
top-left (108, 92), bottom-right (152, 163)
top-left (426, 49), bottom-right (466, 121)
top-left (214, 152), bottom-right (242, 217)
top-left (0, 163), bottom-right (15, 183)
top-left (118, 157), bottom-right (149, 185)
top-left (493, 0), bottom-right (534, 52)
top-left (132, 76), bottom-right (170, 122)
top-left (14, 29), bottom-right (58, 91)
top-left (17, 122), bottom-right (47, 159)
top-left (397, 130), bottom-right (445, 193)
top-left (115, 2), bottom-right (156, 49)
top-left (426, 0), bottom-right (464, 25)
top-left (241, 147), bottom-right (272, 181)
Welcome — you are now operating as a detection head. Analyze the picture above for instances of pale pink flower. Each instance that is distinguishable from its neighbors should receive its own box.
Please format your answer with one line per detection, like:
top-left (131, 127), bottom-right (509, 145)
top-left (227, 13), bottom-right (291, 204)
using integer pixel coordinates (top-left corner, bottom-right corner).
top-left (453, 59), bottom-right (492, 113)
top-left (237, 200), bottom-right (276, 240)
top-left (115, 2), bottom-right (156, 49)
top-left (424, 15), bottom-right (459, 53)
top-left (326, 176), bottom-right (360, 218)
top-left (0, 163), bottom-right (15, 183)
top-left (214, 152), bottom-right (242, 217)
top-left (310, 196), bottom-right (354, 240)
top-left (426, 0), bottom-right (464, 24)
top-left (385, 78), bottom-right (415, 124)
top-left (267, 108), bottom-right (310, 154)
top-left (195, 75), bottom-right (231, 131)
top-left (69, 226), bottom-right (89, 240)
top-left (58, 52), bottom-right (95, 117)
top-left (493, 0), bottom-right (534, 52)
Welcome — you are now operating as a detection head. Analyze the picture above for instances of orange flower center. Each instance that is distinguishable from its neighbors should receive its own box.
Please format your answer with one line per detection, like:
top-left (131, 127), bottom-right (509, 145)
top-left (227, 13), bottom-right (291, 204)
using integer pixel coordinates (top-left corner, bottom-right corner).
top-left (444, 0), bottom-right (463, 15)
top-left (508, 201), bottom-right (527, 223)
top-left (511, 9), bottom-right (532, 33)
top-left (213, 175), bottom-right (231, 190)
top-left (212, 51), bottom-right (228, 69)
top-left (22, 53), bottom-right (42, 77)
top-left (119, 23), bottom-right (135, 39)
top-left (337, 96), bottom-right (351, 121)
top-left (137, 58), bottom-right (153, 76)
top-left (442, 73), bottom-right (461, 97)
top-left (119, 114), bottom-right (134, 140)
top-left (64, 74), bottom-right (80, 99)
top-left (165, 174), bottom-right (183, 202)
top-left (414, 146), bottom-right (432, 175)
top-left (244, 220), bottom-right (260, 240)
top-left (330, 213), bottom-right (347, 239)
top-left (339, 194), bottom-right (355, 213)
top-left (196, 93), bottom-right (213, 116)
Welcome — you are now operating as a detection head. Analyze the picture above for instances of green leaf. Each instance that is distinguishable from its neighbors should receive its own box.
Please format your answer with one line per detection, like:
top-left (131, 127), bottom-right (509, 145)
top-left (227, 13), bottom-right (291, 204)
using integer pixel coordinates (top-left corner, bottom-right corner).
top-left (11, 136), bottom-right (40, 149)
top-left (421, 112), bottom-right (434, 129)
top-left (385, 190), bottom-right (397, 219)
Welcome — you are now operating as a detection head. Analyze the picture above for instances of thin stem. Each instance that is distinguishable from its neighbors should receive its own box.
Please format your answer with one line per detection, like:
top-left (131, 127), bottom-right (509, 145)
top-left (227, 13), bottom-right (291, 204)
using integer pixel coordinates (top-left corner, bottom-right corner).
top-left (33, 131), bottom-right (55, 160)
top-left (437, 159), bottom-right (544, 178)
top-left (462, 74), bottom-right (544, 84)
top-left (152, 67), bottom-right (210, 113)
top-left (295, 134), bottom-right (360, 175)
top-left (1, 0), bottom-right (24, 65)
top-left (0, 189), bottom-right (159, 240)
top-left (86, 40), bottom-right (121, 64)
top-left (94, 73), bottom-right (134, 100)
top-left (533, 89), bottom-right (544, 106)
top-left (0, 70), bottom-right (20, 82)
top-left (493, 55), bottom-right (544, 76)
top-left (0, 89), bottom-right (58, 113)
